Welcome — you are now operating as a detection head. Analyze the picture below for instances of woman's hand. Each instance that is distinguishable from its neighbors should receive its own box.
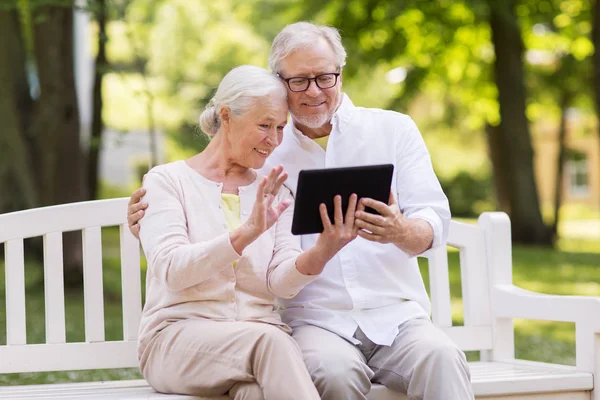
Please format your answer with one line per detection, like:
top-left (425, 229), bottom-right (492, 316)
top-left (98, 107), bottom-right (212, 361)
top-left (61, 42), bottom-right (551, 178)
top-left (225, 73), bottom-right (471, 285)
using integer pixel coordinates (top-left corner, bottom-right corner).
top-left (247, 165), bottom-right (290, 235)
top-left (230, 165), bottom-right (289, 253)
top-left (296, 193), bottom-right (363, 275)
top-left (315, 193), bottom-right (362, 258)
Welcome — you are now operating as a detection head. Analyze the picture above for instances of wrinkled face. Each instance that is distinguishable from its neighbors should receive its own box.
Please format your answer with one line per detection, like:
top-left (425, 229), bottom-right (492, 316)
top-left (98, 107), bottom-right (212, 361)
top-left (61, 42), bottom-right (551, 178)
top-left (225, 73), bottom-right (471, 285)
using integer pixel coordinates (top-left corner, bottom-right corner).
top-left (278, 38), bottom-right (342, 130)
top-left (223, 95), bottom-right (288, 169)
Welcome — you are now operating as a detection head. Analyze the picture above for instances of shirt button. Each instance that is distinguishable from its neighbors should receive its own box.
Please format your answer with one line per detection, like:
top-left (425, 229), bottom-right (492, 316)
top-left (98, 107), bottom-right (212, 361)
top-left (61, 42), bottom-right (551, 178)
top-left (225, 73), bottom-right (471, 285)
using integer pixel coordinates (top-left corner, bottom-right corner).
top-left (223, 224), bottom-right (227, 229)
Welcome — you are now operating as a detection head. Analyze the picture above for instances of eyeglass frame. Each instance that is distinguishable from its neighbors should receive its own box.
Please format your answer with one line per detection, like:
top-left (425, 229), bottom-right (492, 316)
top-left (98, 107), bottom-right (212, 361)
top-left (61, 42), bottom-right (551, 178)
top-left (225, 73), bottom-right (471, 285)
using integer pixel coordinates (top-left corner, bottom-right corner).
top-left (276, 72), bottom-right (341, 92)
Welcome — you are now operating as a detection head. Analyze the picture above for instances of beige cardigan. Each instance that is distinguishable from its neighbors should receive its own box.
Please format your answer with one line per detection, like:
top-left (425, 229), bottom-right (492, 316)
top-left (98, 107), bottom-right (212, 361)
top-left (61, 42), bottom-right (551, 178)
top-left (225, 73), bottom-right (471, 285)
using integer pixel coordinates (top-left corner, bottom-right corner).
top-left (137, 160), bottom-right (316, 351)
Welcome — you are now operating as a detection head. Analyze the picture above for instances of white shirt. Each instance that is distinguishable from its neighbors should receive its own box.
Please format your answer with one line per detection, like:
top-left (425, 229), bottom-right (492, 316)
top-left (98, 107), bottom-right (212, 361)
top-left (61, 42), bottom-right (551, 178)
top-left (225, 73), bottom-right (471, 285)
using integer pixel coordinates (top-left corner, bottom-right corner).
top-left (260, 94), bottom-right (451, 346)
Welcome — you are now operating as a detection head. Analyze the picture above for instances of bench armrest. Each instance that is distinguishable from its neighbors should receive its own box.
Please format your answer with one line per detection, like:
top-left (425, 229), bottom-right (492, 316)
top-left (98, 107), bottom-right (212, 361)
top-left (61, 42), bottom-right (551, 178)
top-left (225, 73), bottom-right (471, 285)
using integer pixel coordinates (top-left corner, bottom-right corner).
top-left (492, 284), bottom-right (600, 331)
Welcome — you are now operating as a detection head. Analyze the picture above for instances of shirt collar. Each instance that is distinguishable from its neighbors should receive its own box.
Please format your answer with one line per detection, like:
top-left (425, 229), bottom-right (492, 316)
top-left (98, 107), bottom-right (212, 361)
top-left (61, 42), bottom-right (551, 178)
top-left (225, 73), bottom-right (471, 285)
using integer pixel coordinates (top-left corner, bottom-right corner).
top-left (332, 92), bottom-right (354, 130)
top-left (289, 93), bottom-right (354, 141)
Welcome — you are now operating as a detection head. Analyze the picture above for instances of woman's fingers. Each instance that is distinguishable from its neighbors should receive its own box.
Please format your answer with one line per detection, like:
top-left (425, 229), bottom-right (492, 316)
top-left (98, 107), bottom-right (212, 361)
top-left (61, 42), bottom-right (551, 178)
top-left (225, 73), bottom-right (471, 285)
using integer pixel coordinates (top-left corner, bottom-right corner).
top-left (266, 165), bottom-right (282, 193)
top-left (272, 171), bottom-right (288, 195)
top-left (319, 203), bottom-right (332, 231)
top-left (333, 195), bottom-right (343, 227)
top-left (275, 199), bottom-right (292, 216)
top-left (344, 194), bottom-right (357, 228)
top-left (256, 176), bottom-right (268, 203)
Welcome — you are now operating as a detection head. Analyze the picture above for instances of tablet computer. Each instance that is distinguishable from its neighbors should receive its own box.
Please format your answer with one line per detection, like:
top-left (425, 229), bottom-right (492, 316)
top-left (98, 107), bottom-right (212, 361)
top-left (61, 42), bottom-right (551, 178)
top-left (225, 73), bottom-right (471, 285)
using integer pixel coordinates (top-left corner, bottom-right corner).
top-left (291, 164), bottom-right (394, 235)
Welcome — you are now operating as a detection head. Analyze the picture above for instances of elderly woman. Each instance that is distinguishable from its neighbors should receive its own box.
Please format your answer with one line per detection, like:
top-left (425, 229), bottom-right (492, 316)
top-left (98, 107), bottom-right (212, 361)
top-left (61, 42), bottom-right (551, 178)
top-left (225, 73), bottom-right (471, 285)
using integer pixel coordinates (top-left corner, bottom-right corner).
top-left (136, 65), bottom-right (360, 400)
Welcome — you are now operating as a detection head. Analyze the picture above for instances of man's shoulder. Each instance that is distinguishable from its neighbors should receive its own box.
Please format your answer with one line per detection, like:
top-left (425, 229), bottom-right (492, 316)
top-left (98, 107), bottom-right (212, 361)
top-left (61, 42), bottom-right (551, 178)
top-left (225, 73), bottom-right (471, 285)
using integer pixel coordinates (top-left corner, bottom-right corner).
top-left (354, 105), bottom-right (411, 121)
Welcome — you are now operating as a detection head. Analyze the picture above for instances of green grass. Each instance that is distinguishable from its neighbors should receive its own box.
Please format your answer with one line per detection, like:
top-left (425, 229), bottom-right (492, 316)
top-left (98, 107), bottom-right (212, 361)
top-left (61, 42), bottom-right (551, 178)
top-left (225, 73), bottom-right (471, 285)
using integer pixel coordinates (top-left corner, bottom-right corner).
top-left (0, 222), bottom-right (599, 385)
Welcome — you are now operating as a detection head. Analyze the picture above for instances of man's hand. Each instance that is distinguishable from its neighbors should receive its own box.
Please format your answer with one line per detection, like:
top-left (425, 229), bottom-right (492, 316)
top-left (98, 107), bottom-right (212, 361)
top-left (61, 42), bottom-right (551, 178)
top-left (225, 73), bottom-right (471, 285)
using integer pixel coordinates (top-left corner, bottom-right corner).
top-left (355, 191), bottom-right (434, 256)
top-left (354, 192), bottom-right (405, 245)
top-left (127, 187), bottom-right (148, 239)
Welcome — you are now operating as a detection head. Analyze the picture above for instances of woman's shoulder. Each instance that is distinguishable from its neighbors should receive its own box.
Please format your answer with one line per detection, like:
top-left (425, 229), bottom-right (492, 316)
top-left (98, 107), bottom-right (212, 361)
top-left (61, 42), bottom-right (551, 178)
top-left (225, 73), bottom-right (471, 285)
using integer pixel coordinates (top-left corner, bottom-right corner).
top-left (142, 161), bottom-right (189, 192)
top-left (146, 160), bottom-right (185, 177)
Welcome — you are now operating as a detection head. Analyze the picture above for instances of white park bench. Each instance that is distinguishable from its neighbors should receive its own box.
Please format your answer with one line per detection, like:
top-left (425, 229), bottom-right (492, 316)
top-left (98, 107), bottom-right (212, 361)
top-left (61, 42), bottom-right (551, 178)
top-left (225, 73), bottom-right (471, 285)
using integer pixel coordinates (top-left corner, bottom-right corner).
top-left (0, 198), bottom-right (598, 399)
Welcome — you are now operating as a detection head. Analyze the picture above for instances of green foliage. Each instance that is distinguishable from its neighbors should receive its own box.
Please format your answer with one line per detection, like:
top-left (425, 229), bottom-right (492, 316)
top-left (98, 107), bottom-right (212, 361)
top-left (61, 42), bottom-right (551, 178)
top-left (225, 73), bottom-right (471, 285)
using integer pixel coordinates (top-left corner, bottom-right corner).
top-left (440, 170), bottom-right (495, 217)
top-left (102, 0), bottom-right (272, 155)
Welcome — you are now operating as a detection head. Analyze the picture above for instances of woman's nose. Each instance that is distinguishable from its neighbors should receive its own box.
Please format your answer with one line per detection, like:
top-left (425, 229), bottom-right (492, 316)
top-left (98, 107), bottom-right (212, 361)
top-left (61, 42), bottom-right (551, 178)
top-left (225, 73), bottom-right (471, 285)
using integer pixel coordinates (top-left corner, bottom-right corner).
top-left (266, 129), bottom-right (279, 146)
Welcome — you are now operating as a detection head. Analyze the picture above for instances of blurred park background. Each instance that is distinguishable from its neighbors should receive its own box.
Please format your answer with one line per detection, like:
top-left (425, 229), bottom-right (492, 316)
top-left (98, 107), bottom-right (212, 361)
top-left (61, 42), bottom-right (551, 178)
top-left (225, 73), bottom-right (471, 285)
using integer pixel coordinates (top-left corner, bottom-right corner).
top-left (0, 0), bottom-right (599, 386)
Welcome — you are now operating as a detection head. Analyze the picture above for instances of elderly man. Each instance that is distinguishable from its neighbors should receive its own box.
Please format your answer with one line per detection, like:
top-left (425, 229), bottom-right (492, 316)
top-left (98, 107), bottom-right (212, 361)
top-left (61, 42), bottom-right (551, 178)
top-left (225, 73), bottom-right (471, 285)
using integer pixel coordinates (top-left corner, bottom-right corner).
top-left (128, 21), bottom-right (473, 400)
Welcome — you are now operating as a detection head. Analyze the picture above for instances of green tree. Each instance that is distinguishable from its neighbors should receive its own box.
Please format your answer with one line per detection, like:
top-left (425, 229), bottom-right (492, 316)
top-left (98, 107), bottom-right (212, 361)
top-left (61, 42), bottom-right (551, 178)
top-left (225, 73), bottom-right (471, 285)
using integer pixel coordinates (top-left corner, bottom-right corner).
top-left (593, 0), bottom-right (600, 210)
top-left (252, 0), bottom-right (557, 244)
top-left (0, 1), bottom-right (86, 286)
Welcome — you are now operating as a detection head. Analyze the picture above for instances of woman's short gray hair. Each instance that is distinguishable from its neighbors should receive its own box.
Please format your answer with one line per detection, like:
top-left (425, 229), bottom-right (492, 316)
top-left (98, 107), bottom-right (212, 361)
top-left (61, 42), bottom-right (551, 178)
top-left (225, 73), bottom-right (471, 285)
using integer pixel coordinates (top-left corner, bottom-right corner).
top-left (199, 65), bottom-right (287, 137)
top-left (268, 22), bottom-right (347, 74)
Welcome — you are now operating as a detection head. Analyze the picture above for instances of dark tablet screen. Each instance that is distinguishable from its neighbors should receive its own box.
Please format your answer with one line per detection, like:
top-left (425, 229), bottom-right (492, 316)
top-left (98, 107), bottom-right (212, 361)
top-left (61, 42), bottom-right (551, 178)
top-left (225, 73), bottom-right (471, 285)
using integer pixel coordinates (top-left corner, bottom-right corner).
top-left (291, 164), bottom-right (394, 235)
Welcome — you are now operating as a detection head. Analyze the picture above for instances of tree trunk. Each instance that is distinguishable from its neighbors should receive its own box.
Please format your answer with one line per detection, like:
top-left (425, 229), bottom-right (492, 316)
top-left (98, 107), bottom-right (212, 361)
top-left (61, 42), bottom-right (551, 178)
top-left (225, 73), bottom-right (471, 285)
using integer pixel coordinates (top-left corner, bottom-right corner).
top-left (0, 10), bottom-right (37, 213)
top-left (593, 0), bottom-right (600, 213)
top-left (551, 92), bottom-right (570, 240)
top-left (31, 5), bottom-right (86, 287)
top-left (485, 123), bottom-right (511, 213)
top-left (88, 0), bottom-right (107, 200)
top-left (488, 0), bottom-right (552, 245)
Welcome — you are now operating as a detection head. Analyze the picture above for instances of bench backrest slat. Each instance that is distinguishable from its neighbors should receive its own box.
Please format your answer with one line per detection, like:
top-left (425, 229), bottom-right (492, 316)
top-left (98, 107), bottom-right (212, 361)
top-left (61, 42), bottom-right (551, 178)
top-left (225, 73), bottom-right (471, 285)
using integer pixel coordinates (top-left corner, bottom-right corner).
top-left (451, 222), bottom-right (491, 327)
top-left (43, 232), bottom-right (66, 344)
top-left (119, 224), bottom-right (143, 341)
top-left (5, 239), bottom-right (27, 345)
top-left (82, 227), bottom-right (106, 343)
top-left (447, 221), bottom-right (492, 328)
top-left (427, 245), bottom-right (452, 328)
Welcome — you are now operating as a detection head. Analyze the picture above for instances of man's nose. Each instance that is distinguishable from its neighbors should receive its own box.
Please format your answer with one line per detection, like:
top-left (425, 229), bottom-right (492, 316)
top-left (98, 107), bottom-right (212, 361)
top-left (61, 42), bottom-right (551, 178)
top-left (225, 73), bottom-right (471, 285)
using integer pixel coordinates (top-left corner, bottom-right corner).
top-left (304, 80), bottom-right (322, 97)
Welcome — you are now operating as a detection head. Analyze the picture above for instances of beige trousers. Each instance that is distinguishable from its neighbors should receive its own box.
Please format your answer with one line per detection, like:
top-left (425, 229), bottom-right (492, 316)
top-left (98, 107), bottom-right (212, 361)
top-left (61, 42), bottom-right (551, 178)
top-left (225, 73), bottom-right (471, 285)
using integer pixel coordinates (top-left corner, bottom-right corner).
top-left (293, 318), bottom-right (474, 400)
top-left (139, 319), bottom-right (320, 400)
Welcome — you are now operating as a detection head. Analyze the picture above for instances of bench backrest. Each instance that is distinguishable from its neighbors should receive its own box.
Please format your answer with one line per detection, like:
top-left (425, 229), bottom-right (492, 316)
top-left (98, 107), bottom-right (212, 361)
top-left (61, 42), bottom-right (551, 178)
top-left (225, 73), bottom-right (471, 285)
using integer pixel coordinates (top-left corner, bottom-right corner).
top-left (0, 198), bottom-right (141, 373)
top-left (0, 198), bottom-right (506, 373)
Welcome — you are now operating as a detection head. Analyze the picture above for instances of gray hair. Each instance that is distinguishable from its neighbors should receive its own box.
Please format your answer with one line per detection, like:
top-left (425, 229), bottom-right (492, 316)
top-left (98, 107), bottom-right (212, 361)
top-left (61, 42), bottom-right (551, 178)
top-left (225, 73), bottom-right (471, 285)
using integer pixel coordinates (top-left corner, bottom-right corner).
top-left (199, 65), bottom-right (287, 137)
top-left (268, 22), bottom-right (347, 74)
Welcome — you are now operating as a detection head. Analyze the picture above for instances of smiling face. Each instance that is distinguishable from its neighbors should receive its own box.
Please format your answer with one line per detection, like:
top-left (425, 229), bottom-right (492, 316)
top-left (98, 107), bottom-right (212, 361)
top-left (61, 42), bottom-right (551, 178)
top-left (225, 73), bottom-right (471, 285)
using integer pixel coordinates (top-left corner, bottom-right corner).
top-left (221, 95), bottom-right (288, 170)
top-left (278, 38), bottom-right (342, 134)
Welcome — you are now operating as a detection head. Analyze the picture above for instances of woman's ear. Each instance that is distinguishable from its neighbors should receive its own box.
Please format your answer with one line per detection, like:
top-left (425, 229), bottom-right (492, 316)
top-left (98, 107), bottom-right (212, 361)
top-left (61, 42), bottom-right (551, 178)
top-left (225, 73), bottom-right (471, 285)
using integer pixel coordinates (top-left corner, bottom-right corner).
top-left (219, 105), bottom-right (232, 128)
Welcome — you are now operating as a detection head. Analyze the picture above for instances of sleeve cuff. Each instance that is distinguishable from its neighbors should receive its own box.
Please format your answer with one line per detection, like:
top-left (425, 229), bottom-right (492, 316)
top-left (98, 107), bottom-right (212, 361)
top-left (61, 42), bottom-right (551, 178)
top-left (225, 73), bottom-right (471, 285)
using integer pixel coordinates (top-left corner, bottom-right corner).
top-left (406, 207), bottom-right (444, 256)
top-left (269, 258), bottom-right (318, 298)
top-left (211, 231), bottom-right (242, 263)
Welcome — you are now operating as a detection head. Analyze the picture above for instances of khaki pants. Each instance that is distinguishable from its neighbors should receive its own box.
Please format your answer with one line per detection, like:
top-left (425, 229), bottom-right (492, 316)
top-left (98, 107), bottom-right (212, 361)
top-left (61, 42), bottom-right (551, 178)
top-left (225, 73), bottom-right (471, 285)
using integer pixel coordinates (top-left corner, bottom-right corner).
top-left (293, 318), bottom-right (474, 400)
top-left (140, 319), bottom-right (320, 400)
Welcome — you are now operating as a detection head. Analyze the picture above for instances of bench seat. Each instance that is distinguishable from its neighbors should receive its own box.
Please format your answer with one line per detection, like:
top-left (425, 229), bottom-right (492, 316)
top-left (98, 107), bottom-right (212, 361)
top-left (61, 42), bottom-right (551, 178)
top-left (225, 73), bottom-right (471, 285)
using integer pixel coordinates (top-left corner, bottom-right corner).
top-left (0, 361), bottom-right (592, 400)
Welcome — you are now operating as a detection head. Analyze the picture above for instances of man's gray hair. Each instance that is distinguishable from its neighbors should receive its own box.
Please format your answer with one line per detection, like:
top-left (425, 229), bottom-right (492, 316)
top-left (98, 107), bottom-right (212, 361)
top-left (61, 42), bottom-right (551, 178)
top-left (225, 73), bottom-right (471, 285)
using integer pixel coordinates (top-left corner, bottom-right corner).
top-left (268, 22), bottom-right (347, 74)
top-left (199, 65), bottom-right (287, 137)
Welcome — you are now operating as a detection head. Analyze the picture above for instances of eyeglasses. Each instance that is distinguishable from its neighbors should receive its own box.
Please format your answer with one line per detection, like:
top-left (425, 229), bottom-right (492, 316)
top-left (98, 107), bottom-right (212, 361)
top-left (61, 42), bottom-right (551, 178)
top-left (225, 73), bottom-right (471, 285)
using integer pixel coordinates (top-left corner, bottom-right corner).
top-left (277, 72), bottom-right (340, 92)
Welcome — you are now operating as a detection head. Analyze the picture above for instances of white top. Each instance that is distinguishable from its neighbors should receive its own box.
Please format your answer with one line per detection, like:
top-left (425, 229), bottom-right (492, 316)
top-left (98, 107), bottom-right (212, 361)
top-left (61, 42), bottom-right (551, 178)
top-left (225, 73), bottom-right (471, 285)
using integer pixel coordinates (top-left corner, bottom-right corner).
top-left (260, 94), bottom-right (451, 346)
top-left (137, 160), bottom-right (317, 351)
